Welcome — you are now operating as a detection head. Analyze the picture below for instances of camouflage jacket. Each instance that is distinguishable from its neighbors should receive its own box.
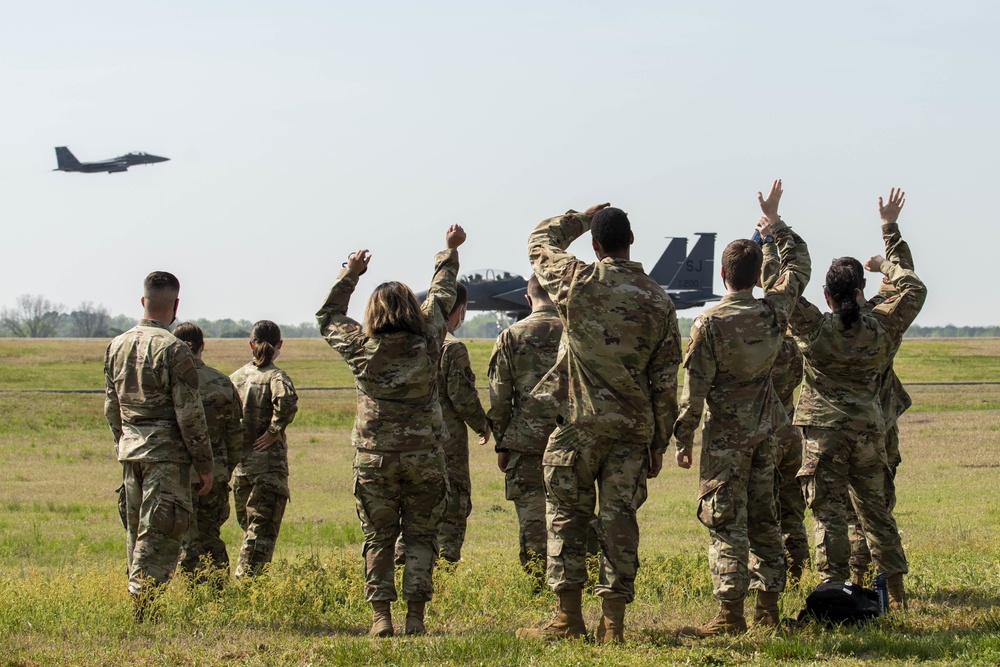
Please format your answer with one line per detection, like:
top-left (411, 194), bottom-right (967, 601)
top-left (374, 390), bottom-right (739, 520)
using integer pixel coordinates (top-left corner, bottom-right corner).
top-left (317, 248), bottom-right (459, 453)
top-left (194, 358), bottom-right (243, 480)
top-left (439, 334), bottom-right (489, 454)
top-left (487, 305), bottom-right (563, 455)
top-left (789, 227), bottom-right (926, 432)
top-left (528, 211), bottom-right (682, 453)
top-left (674, 219), bottom-right (811, 450)
top-left (864, 221), bottom-right (916, 426)
top-left (104, 319), bottom-right (214, 475)
top-left (763, 240), bottom-right (805, 417)
top-left (230, 361), bottom-right (298, 476)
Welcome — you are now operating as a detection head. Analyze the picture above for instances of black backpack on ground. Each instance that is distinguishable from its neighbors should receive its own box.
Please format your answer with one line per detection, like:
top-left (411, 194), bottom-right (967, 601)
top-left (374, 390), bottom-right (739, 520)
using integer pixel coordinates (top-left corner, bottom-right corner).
top-left (796, 581), bottom-right (882, 625)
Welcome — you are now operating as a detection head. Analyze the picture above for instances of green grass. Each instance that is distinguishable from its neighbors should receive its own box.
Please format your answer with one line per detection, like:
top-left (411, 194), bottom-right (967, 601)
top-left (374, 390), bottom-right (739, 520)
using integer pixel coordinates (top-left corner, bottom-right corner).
top-left (1, 339), bottom-right (1000, 664)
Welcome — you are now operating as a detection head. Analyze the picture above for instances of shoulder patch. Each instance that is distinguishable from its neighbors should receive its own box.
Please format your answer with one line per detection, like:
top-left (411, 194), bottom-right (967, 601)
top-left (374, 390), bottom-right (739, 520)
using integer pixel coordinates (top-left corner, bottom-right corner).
top-left (175, 355), bottom-right (199, 389)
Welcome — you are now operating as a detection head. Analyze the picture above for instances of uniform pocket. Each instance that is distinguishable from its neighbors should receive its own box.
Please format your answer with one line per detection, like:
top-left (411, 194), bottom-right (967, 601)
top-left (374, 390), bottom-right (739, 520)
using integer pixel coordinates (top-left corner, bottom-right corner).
top-left (797, 457), bottom-right (818, 508)
top-left (151, 496), bottom-right (190, 539)
top-left (696, 467), bottom-right (735, 529)
top-left (504, 452), bottom-right (522, 501)
top-left (542, 447), bottom-right (579, 506)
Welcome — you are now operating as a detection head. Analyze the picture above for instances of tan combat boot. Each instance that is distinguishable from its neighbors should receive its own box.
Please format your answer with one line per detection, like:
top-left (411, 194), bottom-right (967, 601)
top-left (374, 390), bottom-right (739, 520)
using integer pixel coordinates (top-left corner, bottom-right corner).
top-left (887, 573), bottom-right (907, 611)
top-left (369, 600), bottom-right (393, 637)
top-left (753, 591), bottom-right (781, 627)
top-left (516, 588), bottom-right (587, 640)
top-left (595, 597), bottom-right (626, 644)
top-left (677, 599), bottom-right (747, 638)
top-left (405, 600), bottom-right (426, 635)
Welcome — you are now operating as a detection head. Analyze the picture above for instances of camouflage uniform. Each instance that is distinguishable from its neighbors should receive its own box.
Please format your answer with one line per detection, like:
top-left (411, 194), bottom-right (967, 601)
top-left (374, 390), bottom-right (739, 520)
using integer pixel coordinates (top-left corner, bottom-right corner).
top-left (230, 361), bottom-right (298, 577)
top-left (317, 247), bottom-right (458, 602)
top-left (436, 333), bottom-right (489, 562)
top-left (487, 304), bottom-right (562, 571)
top-left (848, 222), bottom-right (915, 577)
top-left (788, 222), bottom-right (926, 582)
top-left (528, 211), bottom-right (682, 603)
top-left (674, 219), bottom-right (810, 602)
top-left (178, 359), bottom-right (243, 574)
top-left (104, 319), bottom-right (214, 594)
top-left (762, 242), bottom-right (810, 576)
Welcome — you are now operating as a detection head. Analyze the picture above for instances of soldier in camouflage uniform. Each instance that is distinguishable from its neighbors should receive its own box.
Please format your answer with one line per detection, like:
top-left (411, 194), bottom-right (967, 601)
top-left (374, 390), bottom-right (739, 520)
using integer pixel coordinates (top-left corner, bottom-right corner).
top-left (788, 188), bottom-right (926, 610)
top-left (846, 216), bottom-right (916, 584)
top-left (316, 225), bottom-right (466, 638)
top-left (104, 271), bottom-right (214, 619)
top-left (674, 181), bottom-right (811, 636)
top-left (516, 203), bottom-right (682, 644)
top-left (435, 283), bottom-right (491, 562)
top-left (488, 275), bottom-right (563, 583)
top-left (761, 242), bottom-right (811, 584)
top-left (230, 321), bottom-right (298, 578)
top-left (172, 323), bottom-right (244, 575)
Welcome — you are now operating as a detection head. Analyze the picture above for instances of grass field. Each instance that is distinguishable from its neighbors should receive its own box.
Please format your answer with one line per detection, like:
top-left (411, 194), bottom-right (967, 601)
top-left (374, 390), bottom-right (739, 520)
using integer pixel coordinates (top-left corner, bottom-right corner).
top-left (1, 338), bottom-right (999, 666)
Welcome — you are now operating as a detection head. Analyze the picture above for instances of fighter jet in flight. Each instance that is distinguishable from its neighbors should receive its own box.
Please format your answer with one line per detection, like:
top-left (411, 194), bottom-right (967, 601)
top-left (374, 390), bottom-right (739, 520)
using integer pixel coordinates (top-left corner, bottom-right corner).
top-left (421, 233), bottom-right (722, 320)
top-left (53, 146), bottom-right (169, 174)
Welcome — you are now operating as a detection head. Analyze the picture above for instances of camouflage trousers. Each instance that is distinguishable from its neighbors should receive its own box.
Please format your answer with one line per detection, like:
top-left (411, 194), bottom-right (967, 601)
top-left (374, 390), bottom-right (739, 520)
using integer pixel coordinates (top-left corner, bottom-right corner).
top-left (847, 424), bottom-right (901, 578)
top-left (354, 447), bottom-right (448, 602)
top-left (439, 440), bottom-right (472, 563)
top-left (698, 427), bottom-right (786, 601)
top-left (798, 427), bottom-right (908, 582)
top-left (233, 471), bottom-right (288, 577)
top-left (543, 424), bottom-right (648, 602)
top-left (773, 423), bottom-right (810, 574)
top-left (505, 452), bottom-right (547, 569)
top-left (179, 474), bottom-right (232, 573)
top-left (121, 461), bottom-right (192, 594)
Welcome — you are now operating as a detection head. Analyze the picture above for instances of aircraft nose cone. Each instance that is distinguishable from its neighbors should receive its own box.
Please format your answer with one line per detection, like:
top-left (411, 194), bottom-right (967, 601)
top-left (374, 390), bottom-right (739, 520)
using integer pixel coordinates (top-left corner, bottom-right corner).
top-left (150, 154), bottom-right (169, 163)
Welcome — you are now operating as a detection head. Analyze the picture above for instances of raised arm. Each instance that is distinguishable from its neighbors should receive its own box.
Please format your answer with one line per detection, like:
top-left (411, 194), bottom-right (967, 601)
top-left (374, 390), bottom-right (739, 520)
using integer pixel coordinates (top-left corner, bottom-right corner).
top-left (673, 316), bottom-right (715, 469)
top-left (788, 295), bottom-right (825, 340)
top-left (864, 256), bottom-right (927, 346)
top-left (756, 180), bottom-right (811, 327)
top-left (875, 188), bottom-right (915, 299)
top-left (421, 225), bottom-right (464, 341)
top-left (316, 250), bottom-right (371, 359)
top-left (527, 203), bottom-right (609, 304)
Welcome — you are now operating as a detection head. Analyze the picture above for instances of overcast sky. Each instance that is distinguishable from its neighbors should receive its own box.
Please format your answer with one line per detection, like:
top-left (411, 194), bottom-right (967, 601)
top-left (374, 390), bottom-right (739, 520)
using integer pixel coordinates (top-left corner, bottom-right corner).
top-left (2, 1), bottom-right (997, 327)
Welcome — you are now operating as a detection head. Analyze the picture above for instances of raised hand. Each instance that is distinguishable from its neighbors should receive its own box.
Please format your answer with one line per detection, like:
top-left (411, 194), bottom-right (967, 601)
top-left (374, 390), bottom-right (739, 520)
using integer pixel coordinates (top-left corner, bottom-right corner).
top-left (864, 254), bottom-right (886, 272)
top-left (757, 179), bottom-right (783, 223)
top-left (446, 224), bottom-right (466, 249)
top-left (583, 202), bottom-right (611, 217)
top-left (346, 249), bottom-right (371, 275)
top-left (878, 188), bottom-right (905, 224)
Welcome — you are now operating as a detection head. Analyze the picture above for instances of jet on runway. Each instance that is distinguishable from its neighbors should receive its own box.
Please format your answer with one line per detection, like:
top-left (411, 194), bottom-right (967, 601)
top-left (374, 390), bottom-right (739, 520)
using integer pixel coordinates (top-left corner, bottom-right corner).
top-left (53, 146), bottom-right (169, 173)
top-left (421, 233), bottom-right (722, 319)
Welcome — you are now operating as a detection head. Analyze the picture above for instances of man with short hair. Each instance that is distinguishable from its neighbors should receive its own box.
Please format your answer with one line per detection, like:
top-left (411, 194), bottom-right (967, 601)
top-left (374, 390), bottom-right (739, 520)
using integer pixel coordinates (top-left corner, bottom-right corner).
top-left (488, 275), bottom-right (563, 584)
top-left (517, 203), bottom-right (682, 643)
top-left (105, 272), bottom-right (214, 619)
top-left (435, 282), bottom-right (491, 563)
top-left (674, 181), bottom-right (811, 636)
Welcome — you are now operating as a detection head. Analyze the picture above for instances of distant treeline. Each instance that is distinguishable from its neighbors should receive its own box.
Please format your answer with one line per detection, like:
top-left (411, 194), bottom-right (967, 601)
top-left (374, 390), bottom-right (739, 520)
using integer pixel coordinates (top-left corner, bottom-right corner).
top-left (2, 294), bottom-right (996, 340)
top-left (0, 295), bottom-right (320, 339)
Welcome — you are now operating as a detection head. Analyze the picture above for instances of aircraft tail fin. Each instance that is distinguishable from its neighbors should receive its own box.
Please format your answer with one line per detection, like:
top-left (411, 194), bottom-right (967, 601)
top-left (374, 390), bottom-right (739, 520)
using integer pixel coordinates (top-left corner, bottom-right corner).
top-left (667, 233), bottom-right (716, 292)
top-left (55, 147), bottom-right (81, 170)
top-left (649, 238), bottom-right (688, 285)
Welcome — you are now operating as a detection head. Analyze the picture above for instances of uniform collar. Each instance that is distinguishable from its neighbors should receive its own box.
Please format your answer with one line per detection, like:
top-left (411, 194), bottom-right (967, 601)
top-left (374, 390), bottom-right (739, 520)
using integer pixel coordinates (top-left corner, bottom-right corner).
top-left (720, 291), bottom-right (756, 304)
top-left (600, 256), bottom-right (645, 272)
top-left (531, 305), bottom-right (559, 316)
top-left (138, 318), bottom-right (169, 330)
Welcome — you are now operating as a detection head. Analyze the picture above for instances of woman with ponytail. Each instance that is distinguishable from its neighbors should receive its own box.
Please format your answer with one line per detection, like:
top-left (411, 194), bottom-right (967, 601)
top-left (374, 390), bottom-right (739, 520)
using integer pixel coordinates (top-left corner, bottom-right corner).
top-left (230, 320), bottom-right (298, 577)
top-left (785, 188), bottom-right (926, 611)
top-left (316, 224), bottom-right (466, 637)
